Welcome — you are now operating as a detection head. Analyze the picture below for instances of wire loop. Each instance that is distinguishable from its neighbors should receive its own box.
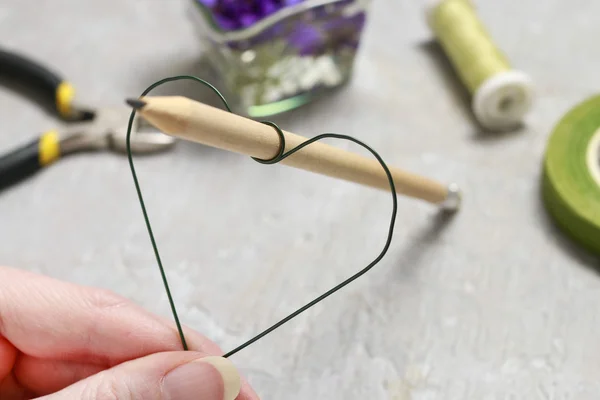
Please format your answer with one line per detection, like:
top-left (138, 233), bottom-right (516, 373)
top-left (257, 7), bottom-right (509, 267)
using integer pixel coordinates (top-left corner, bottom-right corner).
top-left (251, 121), bottom-right (286, 164)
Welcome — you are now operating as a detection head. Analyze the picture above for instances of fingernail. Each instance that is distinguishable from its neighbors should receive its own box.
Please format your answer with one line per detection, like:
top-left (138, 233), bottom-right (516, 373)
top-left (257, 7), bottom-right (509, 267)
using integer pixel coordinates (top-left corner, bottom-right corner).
top-left (163, 356), bottom-right (241, 400)
top-left (200, 357), bottom-right (242, 400)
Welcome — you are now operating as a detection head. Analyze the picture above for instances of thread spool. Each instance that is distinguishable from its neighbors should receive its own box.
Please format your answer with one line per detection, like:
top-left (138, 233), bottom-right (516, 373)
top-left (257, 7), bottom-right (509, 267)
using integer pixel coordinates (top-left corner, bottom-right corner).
top-left (542, 95), bottom-right (600, 255)
top-left (425, 0), bottom-right (534, 131)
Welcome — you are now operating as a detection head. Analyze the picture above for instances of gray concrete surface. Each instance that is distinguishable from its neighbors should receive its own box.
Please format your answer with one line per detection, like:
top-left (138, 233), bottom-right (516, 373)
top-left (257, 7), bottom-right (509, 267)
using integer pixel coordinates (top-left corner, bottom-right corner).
top-left (2, 0), bottom-right (600, 398)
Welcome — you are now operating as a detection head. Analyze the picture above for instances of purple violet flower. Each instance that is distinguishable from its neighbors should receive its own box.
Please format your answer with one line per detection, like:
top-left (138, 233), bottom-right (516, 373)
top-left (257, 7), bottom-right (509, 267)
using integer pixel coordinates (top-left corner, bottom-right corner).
top-left (260, 0), bottom-right (278, 17)
top-left (199, 0), bottom-right (218, 7)
top-left (240, 13), bottom-right (259, 28)
top-left (215, 15), bottom-right (239, 30)
top-left (198, 0), bottom-right (310, 31)
top-left (288, 22), bottom-right (324, 56)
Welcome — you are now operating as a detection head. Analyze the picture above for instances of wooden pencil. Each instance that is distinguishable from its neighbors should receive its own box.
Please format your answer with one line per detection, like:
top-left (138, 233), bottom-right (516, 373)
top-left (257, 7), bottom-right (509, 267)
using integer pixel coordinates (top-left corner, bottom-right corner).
top-left (126, 96), bottom-right (461, 210)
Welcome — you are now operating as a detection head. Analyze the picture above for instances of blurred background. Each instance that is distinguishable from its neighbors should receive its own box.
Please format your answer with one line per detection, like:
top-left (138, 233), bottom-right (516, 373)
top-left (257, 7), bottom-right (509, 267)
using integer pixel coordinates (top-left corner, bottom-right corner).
top-left (2, 0), bottom-right (600, 398)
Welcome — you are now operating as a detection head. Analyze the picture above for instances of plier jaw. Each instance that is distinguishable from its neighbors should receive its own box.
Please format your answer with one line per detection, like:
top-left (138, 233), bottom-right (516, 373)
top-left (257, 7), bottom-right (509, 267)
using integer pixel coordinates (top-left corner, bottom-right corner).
top-left (59, 107), bottom-right (176, 155)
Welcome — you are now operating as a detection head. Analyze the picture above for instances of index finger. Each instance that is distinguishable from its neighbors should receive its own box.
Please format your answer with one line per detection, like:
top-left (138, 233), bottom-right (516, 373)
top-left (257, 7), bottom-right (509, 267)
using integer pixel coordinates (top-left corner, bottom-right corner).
top-left (0, 266), bottom-right (221, 365)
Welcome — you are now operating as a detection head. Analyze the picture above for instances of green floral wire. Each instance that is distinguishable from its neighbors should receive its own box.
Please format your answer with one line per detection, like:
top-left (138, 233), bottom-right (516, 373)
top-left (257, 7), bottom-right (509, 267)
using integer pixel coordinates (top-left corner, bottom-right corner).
top-left (125, 75), bottom-right (398, 358)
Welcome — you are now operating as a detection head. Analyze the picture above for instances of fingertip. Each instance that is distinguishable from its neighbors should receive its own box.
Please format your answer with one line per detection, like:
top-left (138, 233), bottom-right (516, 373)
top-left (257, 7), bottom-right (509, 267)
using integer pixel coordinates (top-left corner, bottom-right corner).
top-left (162, 355), bottom-right (241, 400)
top-left (198, 357), bottom-right (241, 400)
top-left (238, 377), bottom-right (261, 400)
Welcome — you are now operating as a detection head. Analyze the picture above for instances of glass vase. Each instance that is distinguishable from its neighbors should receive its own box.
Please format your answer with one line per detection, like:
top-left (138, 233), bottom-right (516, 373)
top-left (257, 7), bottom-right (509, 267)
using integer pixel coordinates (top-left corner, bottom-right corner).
top-left (189, 0), bottom-right (370, 118)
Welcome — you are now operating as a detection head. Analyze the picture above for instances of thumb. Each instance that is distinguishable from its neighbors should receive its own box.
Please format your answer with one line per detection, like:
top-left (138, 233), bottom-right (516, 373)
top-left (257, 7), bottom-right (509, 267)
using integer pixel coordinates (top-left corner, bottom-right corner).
top-left (39, 352), bottom-right (241, 400)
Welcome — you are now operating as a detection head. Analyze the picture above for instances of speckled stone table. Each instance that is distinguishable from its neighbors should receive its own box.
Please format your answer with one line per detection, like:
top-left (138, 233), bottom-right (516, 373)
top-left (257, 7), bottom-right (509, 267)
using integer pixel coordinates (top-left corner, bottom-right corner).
top-left (2, 1), bottom-right (600, 398)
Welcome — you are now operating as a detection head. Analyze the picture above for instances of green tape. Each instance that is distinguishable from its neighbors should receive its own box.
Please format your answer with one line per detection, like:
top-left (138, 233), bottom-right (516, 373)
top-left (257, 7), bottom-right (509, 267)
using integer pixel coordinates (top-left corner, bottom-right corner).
top-left (543, 95), bottom-right (600, 254)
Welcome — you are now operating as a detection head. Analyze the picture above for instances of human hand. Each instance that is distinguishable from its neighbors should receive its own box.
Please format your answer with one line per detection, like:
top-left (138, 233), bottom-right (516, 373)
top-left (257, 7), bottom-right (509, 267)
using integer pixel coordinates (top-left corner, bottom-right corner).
top-left (0, 266), bottom-right (260, 400)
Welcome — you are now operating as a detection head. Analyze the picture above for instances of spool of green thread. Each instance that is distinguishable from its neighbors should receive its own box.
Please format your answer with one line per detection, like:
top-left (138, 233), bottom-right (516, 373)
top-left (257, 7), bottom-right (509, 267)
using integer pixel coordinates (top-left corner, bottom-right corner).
top-left (543, 95), bottom-right (600, 255)
top-left (425, 0), bottom-right (534, 131)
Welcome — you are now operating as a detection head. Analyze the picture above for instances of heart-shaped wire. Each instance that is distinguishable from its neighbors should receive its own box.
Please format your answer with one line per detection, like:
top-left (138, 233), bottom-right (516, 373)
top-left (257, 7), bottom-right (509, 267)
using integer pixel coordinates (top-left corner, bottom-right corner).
top-left (125, 75), bottom-right (398, 358)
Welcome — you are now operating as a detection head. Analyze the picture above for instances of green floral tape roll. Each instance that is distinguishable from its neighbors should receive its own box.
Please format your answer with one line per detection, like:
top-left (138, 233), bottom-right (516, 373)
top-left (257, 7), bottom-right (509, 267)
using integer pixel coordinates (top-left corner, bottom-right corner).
top-left (543, 95), bottom-right (600, 254)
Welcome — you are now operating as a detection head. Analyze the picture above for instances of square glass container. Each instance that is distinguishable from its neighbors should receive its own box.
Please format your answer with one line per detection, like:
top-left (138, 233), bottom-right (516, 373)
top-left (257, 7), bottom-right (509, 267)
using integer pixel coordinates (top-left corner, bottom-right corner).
top-left (189, 0), bottom-right (370, 117)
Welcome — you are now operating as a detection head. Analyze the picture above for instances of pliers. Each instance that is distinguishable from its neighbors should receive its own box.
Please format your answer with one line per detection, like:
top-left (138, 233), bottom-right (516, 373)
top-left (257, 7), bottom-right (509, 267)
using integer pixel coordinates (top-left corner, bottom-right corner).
top-left (0, 47), bottom-right (175, 191)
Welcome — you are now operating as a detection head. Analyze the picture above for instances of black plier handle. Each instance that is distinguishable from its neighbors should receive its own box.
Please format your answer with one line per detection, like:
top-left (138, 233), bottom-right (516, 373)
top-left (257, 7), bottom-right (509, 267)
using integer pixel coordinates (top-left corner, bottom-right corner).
top-left (0, 131), bottom-right (61, 190)
top-left (0, 48), bottom-right (95, 121)
top-left (0, 47), bottom-right (89, 190)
